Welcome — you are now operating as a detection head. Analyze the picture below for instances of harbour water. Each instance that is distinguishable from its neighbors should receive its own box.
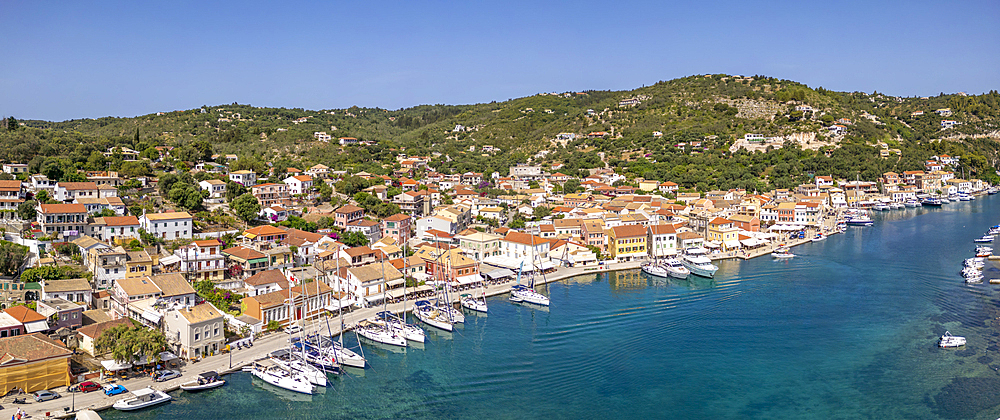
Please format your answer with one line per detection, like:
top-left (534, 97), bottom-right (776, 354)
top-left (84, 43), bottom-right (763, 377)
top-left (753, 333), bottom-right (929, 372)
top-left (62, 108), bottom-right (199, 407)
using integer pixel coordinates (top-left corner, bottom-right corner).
top-left (104, 196), bottom-right (1000, 420)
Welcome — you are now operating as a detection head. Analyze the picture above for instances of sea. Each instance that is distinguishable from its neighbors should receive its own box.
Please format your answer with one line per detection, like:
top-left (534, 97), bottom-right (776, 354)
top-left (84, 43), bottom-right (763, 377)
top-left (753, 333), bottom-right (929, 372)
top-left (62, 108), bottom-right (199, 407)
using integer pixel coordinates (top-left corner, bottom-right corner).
top-left (103, 195), bottom-right (1000, 420)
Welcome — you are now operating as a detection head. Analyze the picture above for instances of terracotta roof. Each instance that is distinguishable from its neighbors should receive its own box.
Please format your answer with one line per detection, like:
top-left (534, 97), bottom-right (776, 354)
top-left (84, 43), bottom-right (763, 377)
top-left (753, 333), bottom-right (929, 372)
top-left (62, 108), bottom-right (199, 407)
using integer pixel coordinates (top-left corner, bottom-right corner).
top-left (0, 180), bottom-right (21, 191)
top-left (709, 217), bottom-right (733, 226)
top-left (611, 224), bottom-right (647, 238)
top-left (39, 203), bottom-right (87, 214)
top-left (3, 305), bottom-right (46, 323)
top-left (292, 175), bottom-right (312, 182)
top-left (244, 225), bottom-right (288, 237)
top-left (192, 239), bottom-right (221, 247)
top-left (244, 289), bottom-right (290, 310)
top-left (76, 318), bottom-right (131, 339)
top-left (344, 246), bottom-right (375, 257)
top-left (335, 205), bottom-right (364, 214)
top-left (503, 231), bottom-right (547, 247)
top-left (677, 231), bottom-right (703, 240)
top-left (222, 246), bottom-right (266, 260)
top-left (100, 216), bottom-right (140, 227)
top-left (649, 224), bottom-right (677, 235)
top-left (245, 270), bottom-right (289, 288)
top-left (58, 182), bottom-right (98, 190)
top-left (0, 333), bottom-right (72, 363)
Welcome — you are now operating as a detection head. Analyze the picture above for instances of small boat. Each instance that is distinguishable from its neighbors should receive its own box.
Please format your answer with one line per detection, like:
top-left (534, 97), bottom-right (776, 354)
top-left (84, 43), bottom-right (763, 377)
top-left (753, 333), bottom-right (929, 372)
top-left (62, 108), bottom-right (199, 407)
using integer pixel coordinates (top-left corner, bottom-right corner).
top-left (680, 248), bottom-right (719, 278)
top-left (355, 320), bottom-right (407, 347)
top-left (372, 311), bottom-right (426, 342)
top-left (460, 293), bottom-right (488, 313)
top-left (414, 300), bottom-right (455, 331)
top-left (663, 258), bottom-right (690, 279)
top-left (921, 197), bottom-right (943, 206)
top-left (974, 235), bottom-right (994, 243)
top-left (976, 246), bottom-right (993, 258)
top-left (965, 257), bottom-right (985, 268)
top-left (179, 371), bottom-right (226, 392)
top-left (904, 199), bottom-right (921, 208)
top-left (890, 202), bottom-right (905, 209)
top-left (112, 387), bottom-right (172, 411)
top-left (246, 362), bottom-right (315, 395)
top-left (873, 203), bottom-right (891, 211)
top-left (772, 247), bottom-right (795, 259)
top-left (811, 233), bottom-right (826, 242)
top-left (641, 262), bottom-right (669, 278)
top-left (939, 331), bottom-right (967, 348)
top-left (510, 284), bottom-right (551, 306)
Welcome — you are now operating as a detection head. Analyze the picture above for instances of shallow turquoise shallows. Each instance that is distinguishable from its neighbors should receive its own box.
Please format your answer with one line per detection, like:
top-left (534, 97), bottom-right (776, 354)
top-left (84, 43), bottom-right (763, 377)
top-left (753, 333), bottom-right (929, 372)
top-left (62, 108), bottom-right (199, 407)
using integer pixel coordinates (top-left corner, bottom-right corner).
top-left (103, 196), bottom-right (1000, 420)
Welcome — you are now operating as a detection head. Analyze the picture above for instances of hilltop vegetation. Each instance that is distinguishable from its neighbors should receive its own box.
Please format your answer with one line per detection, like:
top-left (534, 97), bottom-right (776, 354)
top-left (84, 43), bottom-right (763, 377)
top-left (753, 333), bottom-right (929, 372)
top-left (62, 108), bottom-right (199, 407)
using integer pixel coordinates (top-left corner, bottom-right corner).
top-left (3, 74), bottom-right (999, 190)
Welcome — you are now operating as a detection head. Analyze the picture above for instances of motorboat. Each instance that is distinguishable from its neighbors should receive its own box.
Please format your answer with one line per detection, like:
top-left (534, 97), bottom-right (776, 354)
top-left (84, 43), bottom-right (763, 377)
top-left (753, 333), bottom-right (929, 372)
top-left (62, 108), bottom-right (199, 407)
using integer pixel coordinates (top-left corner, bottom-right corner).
top-left (460, 293), bottom-right (488, 313)
top-left (413, 300), bottom-right (455, 331)
top-left (958, 194), bottom-right (973, 201)
top-left (921, 197), bottom-right (943, 206)
top-left (976, 246), bottom-right (993, 258)
top-left (846, 214), bottom-right (874, 226)
top-left (772, 247), bottom-right (795, 259)
top-left (372, 311), bottom-right (426, 342)
top-left (246, 362), bottom-right (315, 395)
top-left (269, 349), bottom-right (329, 386)
top-left (889, 202), bottom-right (905, 209)
top-left (965, 257), bottom-right (985, 268)
top-left (939, 331), bottom-right (967, 348)
top-left (354, 320), bottom-right (407, 347)
top-left (974, 235), bottom-right (994, 243)
top-left (965, 274), bottom-right (984, 284)
top-left (663, 258), bottom-right (690, 279)
top-left (811, 233), bottom-right (826, 242)
top-left (873, 203), bottom-right (891, 211)
top-left (112, 387), bottom-right (172, 411)
top-left (510, 284), bottom-right (551, 306)
top-left (680, 248), bottom-right (719, 278)
top-left (641, 261), bottom-right (669, 278)
top-left (940, 197), bottom-right (951, 204)
top-left (904, 199), bottom-right (921, 208)
top-left (179, 371), bottom-right (226, 392)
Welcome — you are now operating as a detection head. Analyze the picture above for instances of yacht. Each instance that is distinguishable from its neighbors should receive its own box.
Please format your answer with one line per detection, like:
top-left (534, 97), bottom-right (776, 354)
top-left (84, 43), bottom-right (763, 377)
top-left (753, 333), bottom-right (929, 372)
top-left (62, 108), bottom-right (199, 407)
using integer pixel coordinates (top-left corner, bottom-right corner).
top-left (680, 248), bottom-right (719, 278)
top-left (889, 202), bottom-right (905, 209)
top-left (354, 320), bottom-right (407, 347)
top-left (873, 203), bottom-right (891, 211)
top-left (965, 257), bottom-right (986, 268)
top-left (958, 194), bottom-right (973, 201)
top-left (939, 331), bottom-right (967, 348)
top-left (269, 349), bottom-right (328, 386)
top-left (372, 311), bottom-right (426, 342)
top-left (921, 197), bottom-right (943, 206)
top-left (246, 362), bottom-right (315, 395)
top-left (772, 247), bottom-right (795, 259)
top-left (641, 261), bottom-right (669, 278)
top-left (180, 371), bottom-right (226, 392)
top-left (435, 301), bottom-right (465, 323)
top-left (845, 213), bottom-right (874, 226)
top-left (904, 199), bottom-right (922, 208)
top-left (304, 335), bottom-right (366, 369)
top-left (976, 246), bottom-right (993, 258)
top-left (974, 235), bottom-right (994, 243)
top-left (460, 293), bottom-right (488, 313)
top-left (510, 284), bottom-right (551, 306)
top-left (112, 387), bottom-right (172, 411)
top-left (413, 300), bottom-right (455, 331)
top-left (663, 258), bottom-right (691, 279)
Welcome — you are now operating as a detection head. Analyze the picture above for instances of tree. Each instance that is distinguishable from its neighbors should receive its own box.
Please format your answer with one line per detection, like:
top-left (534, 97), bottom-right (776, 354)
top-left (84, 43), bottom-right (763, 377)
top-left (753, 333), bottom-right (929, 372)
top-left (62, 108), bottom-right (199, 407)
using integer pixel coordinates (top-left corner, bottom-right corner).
top-left (16, 200), bottom-right (36, 220)
top-left (34, 190), bottom-right (53, 204)
top-left (0, 173), bottom-right (12, 181)
top-left (95, 324), bottom-right (167, 363)
top-left (225, 181), bottom-right (248, 203)
top-left (564, 179), bottom-right (581, 193)
top-left (5, 117), bottom-right (17, 131)
top-left (232, 194), bottom-right (261, 223)
top-left (340, 230), bottom-right (370, 247)
top-left (317, 181), bottom-right (332, 202)
top-left (533, 206), bottom-right (551, 219)
top-left (0, 241), bottom-right (28, 276)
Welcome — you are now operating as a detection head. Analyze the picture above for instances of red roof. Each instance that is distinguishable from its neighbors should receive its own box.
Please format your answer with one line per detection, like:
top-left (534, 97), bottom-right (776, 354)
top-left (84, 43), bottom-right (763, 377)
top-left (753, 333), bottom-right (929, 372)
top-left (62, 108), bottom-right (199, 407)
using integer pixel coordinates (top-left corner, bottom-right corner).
top-left (39, 203), bottom-right (86, 214)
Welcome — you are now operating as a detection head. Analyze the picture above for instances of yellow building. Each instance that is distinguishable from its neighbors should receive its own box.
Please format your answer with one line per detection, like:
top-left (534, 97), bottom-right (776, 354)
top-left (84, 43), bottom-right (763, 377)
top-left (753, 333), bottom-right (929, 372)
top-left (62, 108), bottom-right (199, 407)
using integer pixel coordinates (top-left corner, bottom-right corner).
top-left (0, 333), bottom-right (72, 394)
top-left (607, 224), bottom-right (648, 262)
top-left (125, 250), bottom-right (153, 279)
top-left (638, 180), bottom-right (659, 192)
top-left (707, 217), bottom-right (740, 250)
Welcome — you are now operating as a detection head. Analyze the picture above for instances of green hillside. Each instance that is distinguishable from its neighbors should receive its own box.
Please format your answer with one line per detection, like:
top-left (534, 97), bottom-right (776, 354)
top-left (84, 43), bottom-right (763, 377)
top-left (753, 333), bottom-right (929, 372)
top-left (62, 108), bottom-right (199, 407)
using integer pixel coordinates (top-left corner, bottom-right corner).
top-left (3, 74), bottom-right (999, 191)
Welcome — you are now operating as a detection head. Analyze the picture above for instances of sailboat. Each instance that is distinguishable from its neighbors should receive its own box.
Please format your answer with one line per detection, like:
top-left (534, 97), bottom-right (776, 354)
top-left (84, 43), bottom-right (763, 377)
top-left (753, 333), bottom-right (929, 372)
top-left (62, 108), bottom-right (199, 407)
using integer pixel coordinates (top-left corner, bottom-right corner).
top-left (330, 249), bottom-right (367, 368)
top-left (413, 299), bottom-right (454, 331)
top-left (372, 311), bottom-right (426, 342)
top-left (358, 256), bottom-right (408, 347)
top-left (268, 348), bottom-right (328, 387)
top-left (432, 245), bottom-right (465, 323)
top-left (510, 232), bottom-right (551, 306)
top-left (245, 361), bottom-right (314, 395)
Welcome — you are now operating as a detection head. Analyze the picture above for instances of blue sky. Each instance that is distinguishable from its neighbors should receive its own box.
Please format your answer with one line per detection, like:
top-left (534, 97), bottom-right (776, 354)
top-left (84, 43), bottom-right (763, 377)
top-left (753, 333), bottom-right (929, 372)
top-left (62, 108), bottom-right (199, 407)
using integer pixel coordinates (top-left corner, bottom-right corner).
top-left (2, 0), bottom-right (997, 121)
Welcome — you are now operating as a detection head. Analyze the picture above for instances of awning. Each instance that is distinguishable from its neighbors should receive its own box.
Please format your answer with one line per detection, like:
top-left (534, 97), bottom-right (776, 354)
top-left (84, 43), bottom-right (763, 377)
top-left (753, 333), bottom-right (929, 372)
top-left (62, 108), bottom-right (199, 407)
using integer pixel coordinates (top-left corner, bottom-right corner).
top-left (386, 278), bottom-right (406, 288)
top-left (159, 255), bottom-right (181, 265)
top-left (408, 285), bottom-right (435, 294)
top-left (325, 297), bottom-right (356, 312)
top-left (24, 320), bottom-right (49, 333)
top-left (741, 238), bottom-right (766, 247)
top-left (703, 241), bottom-right (720, 248)
top-left (158, 351), bottom-right (179, 361)
top-left (539, 261), bottom-right (555, 270)
top-left (483, 268), bottom-right (515, 280)
top-left (141, 309), bottom-right (162, 324)
top-left (101, 360), bottom-right (132, 371)
top-left (456, 274), bottom-right (483, 285)
top-left (723, 240), bottom-right (742, 249)
top-left (248, 257), bottom-right (268, 264)
top-left (363, 293), bottom-right (387, 304)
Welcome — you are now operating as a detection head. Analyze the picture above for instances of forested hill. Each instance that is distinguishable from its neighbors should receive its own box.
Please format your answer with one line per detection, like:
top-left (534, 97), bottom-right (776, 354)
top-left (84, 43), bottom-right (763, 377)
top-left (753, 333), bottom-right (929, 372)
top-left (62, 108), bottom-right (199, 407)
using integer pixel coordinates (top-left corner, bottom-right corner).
top-left (3, 74), bottom-right (1000, 191)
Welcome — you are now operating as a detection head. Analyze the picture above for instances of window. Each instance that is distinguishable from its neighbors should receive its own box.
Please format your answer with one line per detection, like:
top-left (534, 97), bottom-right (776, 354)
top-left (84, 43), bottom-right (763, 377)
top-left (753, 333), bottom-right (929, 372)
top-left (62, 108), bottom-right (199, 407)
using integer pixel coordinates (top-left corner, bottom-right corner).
top-left (194, 332), bottom-right (200, 341)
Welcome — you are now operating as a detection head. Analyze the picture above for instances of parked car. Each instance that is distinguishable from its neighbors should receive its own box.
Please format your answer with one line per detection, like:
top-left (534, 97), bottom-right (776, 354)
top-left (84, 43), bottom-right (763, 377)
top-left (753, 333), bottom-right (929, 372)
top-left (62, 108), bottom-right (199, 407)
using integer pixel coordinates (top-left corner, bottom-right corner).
top-left (154, 370), bottom-right (181, 382)
top-left (103, 384), bottom-right (128, 396)
top-left (285, 324), bottom-right (302, 334)
top-left (78, 381), bottom-right (102, 393)
top-left (33, 390), bottom-right (60, 402)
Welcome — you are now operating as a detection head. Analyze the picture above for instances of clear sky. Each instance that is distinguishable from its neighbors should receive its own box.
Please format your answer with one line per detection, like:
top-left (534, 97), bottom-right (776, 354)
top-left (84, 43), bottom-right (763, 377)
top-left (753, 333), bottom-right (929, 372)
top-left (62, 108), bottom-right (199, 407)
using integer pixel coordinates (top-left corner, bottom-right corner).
top-left (2, 0), bottom-right (998, 121)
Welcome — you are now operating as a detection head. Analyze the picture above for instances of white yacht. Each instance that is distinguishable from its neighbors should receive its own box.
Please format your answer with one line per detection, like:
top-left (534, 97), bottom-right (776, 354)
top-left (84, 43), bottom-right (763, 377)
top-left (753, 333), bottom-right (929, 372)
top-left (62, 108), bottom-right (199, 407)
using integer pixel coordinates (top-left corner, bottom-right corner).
top-left (904, 199), bottom-right (921, 208)
top-left (434, 301), bottom-right (465, 323)
top-left (663, 258), bottom-right (690, 279)
top-left (873, 203), bottom-right (891, 211)
top-left (112, 387), bottom-right (172, 411)
top-left (889, 202), bottom-right (905, 209)
top-left (680, 248), bottom-right (719, 278)
top-left (460, 293), bottom-right (488, 313)
top-left (269, 349), bottom-right (328, 386)
top-left (974, 235), bottom-right (994, 243)
top-left (246, 363), bottom-right (315, 395)
top-left (309, 335), bottom-right (366, 369)
top-left (939, 331), bottom-right (967, 348)
top-left (772, 247), bottom-right (795, 259)
top-left (510, 284), bottom-right (551, 306)
top-left (414, 300), bottom-right (455, 331)
top-left (372, 311), bottom-right (426, 342)
top-left (180, 371), bottom-right (226, 392)
top-left (641, 261), bottom-right (669, 278)
top-left (355, 320), bottom-right (407, 347)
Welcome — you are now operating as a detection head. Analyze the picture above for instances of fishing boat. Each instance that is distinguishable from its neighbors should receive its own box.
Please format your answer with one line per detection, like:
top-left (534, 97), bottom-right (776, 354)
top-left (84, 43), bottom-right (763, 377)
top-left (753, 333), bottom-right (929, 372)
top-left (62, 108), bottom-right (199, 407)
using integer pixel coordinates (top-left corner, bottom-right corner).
top-left (641, 261), bottom-right (669, 278)
top-left (246, 362), bottom-right (315, 395)
top-left (372, 311), bottom-right (426, 342)
top-left (269, 349), bottom-right (328, 386)
top-left (939, 331), bottom-right (967, 348)
top-left (772, 247), bottom-right (795, 259)
top-left (413, 300), bottom-right (454, 331)
top-left (355, 320), bottom-right (407, 347)
top-left (974, 235), bottom-right (994, 243)
top-left (662, 257), bottom-right (690, 279)
top-left (460, 292), bottom-right (488, 313)
top-left (680, 248), bottom-right (719, 278)
top-left (112, 387), bottom-right (172, 411)
top-left (179, 371), bottom-right (226, 392)
top-left (976, 246), bottom-right (993, 258)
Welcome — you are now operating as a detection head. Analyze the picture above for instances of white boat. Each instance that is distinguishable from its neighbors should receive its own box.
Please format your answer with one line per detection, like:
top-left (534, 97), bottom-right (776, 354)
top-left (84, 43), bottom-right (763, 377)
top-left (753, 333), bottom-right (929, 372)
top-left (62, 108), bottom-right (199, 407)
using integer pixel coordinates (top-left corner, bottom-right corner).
top-left (436, 301), bottom-right (465, 323)
top-left (976, 246), bottom-right (993, 258)
top-left (460, 293), bottom-right (488, 313)
top-left (846, 213), bottom-right (874, 226)
top-left (414, 300), bottom-right (455, 331)
top-left (372, 311), bottom-right (426, 343)
top-left (641, 262), bottom-right (669, 278)
top-left (112, 387), bottom-right (172, 411)
top-left (355, 320), bottom-right (407, 347)
top-left (179, 371), bottom-right (226, 392)
top-left (959, 194), bottom-right (973, 201)
top-left (811, 233), bottom-right (826, 242)
top-left (974, 235), bottom-right (994, 243)
top-left (309, 335), bottom-right (366, 369)
top-left (889, 202), bottom-right (905, 209)
top-left (246, 363), bottom-right (315, 395)
top-left (680, 248), bottom-right (719, 278)
top-left (965, 274), bottom-right (984, 284)
top-left (663, 258), bottom-right (690, 279)
top-left (939, 331), bottom-right (967, 348)
top-left (965, 257), bottom-right (985, 268)
top-left (510, 284), bottom-right (551, 306)
top-left (772, 247), bottom-right (795, 259)
top-left (873, 203), bottom-right (891, 211)
top-left (269, 349), bottom-right (328, 386)
top-left (904, 199), bottom-right (921, 208)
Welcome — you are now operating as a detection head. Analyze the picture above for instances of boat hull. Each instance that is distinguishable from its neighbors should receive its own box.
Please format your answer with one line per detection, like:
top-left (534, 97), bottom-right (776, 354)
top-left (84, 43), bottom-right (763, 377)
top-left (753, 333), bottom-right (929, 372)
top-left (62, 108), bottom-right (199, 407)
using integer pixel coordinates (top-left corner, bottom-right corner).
top-left (461, 298), bottom-right (488, 313)
top-left (414, 308), bottom-right (454, 332)
top-left (180, 380), bottom-right (226, 392)
top-left (680, 260), bottom-right (717, 278)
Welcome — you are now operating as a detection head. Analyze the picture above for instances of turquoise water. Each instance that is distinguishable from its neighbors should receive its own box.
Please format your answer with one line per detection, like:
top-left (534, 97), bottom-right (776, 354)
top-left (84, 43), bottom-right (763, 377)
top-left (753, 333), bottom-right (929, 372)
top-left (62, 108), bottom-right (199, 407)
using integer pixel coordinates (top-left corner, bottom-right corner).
top-left (104, 197), bottom-right (1000, 420)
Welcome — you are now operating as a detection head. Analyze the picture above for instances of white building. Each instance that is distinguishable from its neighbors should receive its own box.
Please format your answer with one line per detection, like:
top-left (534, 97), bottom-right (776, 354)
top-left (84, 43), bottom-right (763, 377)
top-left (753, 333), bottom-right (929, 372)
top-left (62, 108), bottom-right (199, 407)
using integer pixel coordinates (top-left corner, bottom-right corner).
top-left (198, 179), bottom-right (227, 200)
top-left (229, 170), bottom-right (257, 187)
top-left (283, 175), bottom-right (314, 196)
top-left (648, 224), bottom-right (678, 257)
top-left (140, 211), bottom-right (193, 240)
